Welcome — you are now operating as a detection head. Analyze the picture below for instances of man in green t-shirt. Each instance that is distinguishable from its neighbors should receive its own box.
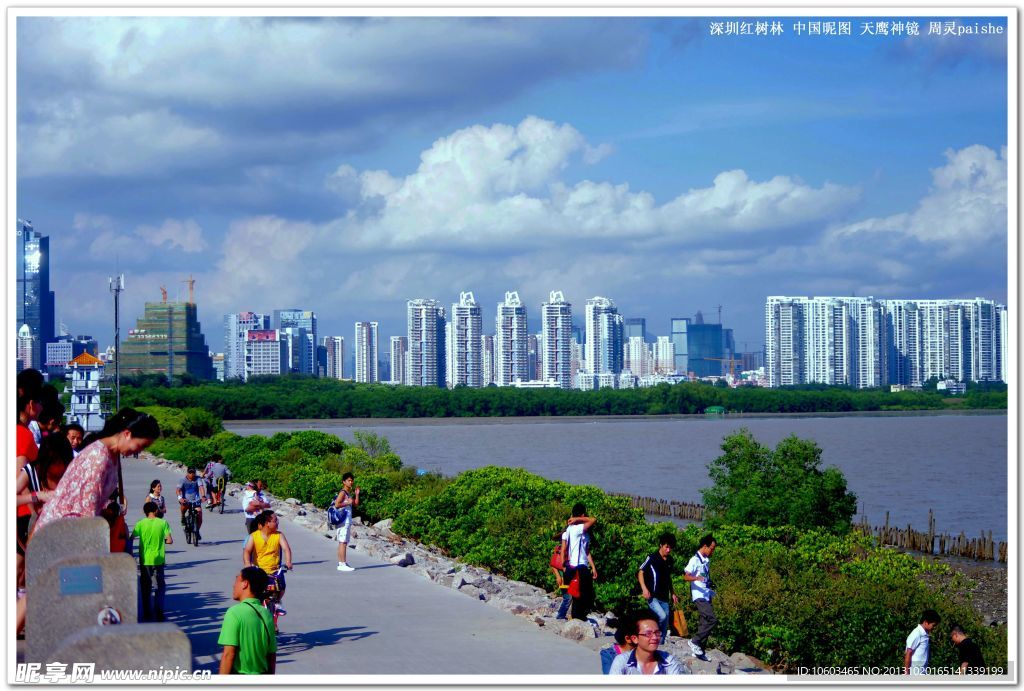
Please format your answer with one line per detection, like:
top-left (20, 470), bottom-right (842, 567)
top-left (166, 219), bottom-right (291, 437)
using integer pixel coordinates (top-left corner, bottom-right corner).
top-left (218, 567), bottom-right (276, 675)
top-left (131, 501), bottom-right (172, 622)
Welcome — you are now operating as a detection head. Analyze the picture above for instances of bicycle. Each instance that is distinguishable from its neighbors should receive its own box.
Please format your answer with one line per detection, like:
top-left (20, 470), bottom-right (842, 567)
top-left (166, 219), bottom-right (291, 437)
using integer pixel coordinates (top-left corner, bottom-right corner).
top-left (216, 476), bottom-right (226, 514)
top-left (261, 566), bottom-right (289, 632)
top-left (182, 499), bottom-right (202, 546)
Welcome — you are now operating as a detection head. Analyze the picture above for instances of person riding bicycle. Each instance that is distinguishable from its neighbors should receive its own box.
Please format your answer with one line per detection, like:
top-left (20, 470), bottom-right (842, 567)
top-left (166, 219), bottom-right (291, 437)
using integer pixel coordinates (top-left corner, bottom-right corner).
top-left (204, 454), bottom-right (231, 509)
top-left (242, 510), bottom-right (293, 621)
top-left (177, 466), bottom-right (207, 540)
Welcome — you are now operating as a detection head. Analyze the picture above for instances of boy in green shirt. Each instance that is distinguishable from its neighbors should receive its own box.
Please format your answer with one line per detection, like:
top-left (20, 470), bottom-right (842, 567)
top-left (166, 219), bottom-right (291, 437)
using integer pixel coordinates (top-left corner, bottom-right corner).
top-left (131, 501), bottom-right (172, 622)
top-left (218, 567), bottom-right (276, 675)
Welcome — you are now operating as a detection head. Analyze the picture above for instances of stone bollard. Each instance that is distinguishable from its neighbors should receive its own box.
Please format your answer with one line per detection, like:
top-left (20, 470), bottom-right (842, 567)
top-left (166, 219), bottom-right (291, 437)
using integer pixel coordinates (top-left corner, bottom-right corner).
top-left (47, 623), bottom-right (192, 673)
top-left (26, 517), bottom-right (110, 588)
top-left (26, 552), bottom-right (138, 664)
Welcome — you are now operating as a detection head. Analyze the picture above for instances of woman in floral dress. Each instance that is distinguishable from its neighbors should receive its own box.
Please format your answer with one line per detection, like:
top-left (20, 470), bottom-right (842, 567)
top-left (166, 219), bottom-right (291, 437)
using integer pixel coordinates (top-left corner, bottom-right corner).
top-left (34, 409), bottom-right (161, 532)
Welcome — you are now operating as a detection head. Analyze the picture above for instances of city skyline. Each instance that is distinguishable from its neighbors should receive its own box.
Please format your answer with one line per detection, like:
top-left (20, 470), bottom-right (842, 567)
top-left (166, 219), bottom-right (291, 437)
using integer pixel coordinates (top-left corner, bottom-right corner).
top-left (15, 13), bottom-right (1011, 354)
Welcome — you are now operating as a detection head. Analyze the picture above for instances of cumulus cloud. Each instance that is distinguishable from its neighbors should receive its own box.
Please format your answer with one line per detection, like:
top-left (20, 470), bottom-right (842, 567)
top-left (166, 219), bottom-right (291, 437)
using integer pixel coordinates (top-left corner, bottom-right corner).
top-left (328, 116), bottom-right (859, 251)
top-left (827, 144), bottom-right (1007, 259)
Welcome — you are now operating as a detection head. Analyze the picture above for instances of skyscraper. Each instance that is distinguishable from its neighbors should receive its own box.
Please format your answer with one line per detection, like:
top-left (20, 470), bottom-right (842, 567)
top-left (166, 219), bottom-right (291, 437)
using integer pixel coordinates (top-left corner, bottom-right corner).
top-left (584, 296), bottom-right (623, 377)
top-left (541, 290), bottom-right (573, 389)
top-left (17, 220), bottom-right (55, 370)
top-left (323, 336), bottom-right (345, 380)
top-left (481, 334), bottom-right (495, 386)
top-left (447, 292), bottom-right (483, 388)
top-left (670, 317), bottom-right (689, 375)
top-left (495, 291), bottom-right (529, 386)
top-left (354, 321), bottom-right (379, 383)
top-left (407, 298), bottom-right (445, 387)
top-left (224, 312), bottom-right (270, 380)
top-left (687, 323), bottom-right (724, 378)
top-left (389, 336), bottom-right (407, 384)
top-left (274, 309), bottom-right (318, 375)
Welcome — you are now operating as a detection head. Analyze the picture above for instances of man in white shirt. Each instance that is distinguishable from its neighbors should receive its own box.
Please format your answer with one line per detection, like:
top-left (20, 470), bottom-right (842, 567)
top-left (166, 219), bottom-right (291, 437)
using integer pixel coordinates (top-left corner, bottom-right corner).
top-left (904, 609), bottom-right (940, 675)
top-left (683, 534), bottom-right (717, 661)
top-left (561, 503), bottom-right (597, 620)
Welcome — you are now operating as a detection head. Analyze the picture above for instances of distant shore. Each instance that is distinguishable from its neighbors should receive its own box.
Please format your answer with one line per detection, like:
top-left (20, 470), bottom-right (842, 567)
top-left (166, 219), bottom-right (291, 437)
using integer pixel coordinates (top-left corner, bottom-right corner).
top-left (224, 408), bottom-right (1006, 428)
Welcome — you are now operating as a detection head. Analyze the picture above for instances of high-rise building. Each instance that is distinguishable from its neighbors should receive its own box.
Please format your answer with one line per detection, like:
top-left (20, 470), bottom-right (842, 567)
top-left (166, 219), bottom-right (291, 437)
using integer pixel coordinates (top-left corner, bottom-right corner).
top-left (625, 317), bottom-right (647, 344)
top-left (447, 292), bottom-right (483, 388)
top-left (767, 296), bottom-right (1006, 388)
top-left (688, 323), bottom-right (724, 378)
top-left (625, 336), bottom-right (651, 376)
top-left (541, 290), bottom-right (573, 389)
top-left (323, 336), bottom-right (345, 380)
top-left (224, 312), bottom-right (270, 380)
top-left (354, 321), bottom-right (379, 383)
top-left (495, 291), bottom-right (529, 386)
top-left (244, 330), bottom-right (286, 379)
top-left (654, 336), bottom-right (675, 374)
top-left (389, 336), bottom-right (407, 384)
top-left (481, 334), bottom-right (495, 386)
top-left (670, 317), bottom-right (689, 375)
top-left (527, 334), bottom-right (540, 381)
top-left (584, 297), bottom-right (623, 377)
top-left (279, 327), bottom-right (311, 375)
top-left (274, 309), bottom-right (318, 375)
top-left (16, 324), bottom-right (35, 373)
top-left (119, 290), bottom-right (213, 380)
top-left (407, 298), bottom-right (446, 387)
top-left (17, 220), bottom-right (55, 370)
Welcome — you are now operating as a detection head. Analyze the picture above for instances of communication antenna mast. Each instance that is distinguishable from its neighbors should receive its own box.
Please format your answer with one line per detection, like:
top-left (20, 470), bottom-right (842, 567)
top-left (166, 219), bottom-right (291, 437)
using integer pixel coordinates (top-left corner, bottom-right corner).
top-left (108, 274), bottom-right (125, 410)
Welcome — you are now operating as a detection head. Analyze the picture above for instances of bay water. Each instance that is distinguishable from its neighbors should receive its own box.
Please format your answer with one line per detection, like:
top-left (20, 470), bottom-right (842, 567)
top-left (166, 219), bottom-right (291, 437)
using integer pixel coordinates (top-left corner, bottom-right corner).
top-left (225, 412), bottom-right (1009, 542)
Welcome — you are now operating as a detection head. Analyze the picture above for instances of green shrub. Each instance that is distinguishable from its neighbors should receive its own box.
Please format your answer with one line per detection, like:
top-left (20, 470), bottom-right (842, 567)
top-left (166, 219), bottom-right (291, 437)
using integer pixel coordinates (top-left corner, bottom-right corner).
top-left (702, 430), bottom-right (857, 534)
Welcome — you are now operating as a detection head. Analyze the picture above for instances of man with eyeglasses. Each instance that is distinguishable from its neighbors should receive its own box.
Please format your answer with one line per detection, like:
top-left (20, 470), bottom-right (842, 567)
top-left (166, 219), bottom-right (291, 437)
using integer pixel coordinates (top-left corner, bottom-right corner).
top-left (608, 611), bottom-right (687, 675)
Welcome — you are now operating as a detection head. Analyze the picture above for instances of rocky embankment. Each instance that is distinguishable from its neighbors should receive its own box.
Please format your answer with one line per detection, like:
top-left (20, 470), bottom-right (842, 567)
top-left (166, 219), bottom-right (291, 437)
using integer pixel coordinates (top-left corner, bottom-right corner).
top-left (144, 453), bottom-right (769, 674)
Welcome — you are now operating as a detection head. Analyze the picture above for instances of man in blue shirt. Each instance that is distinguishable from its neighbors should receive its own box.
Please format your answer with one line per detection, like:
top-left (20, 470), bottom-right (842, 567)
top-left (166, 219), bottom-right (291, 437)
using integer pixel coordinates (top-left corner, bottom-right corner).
top-left (177, 467), bottom-right (207, 539)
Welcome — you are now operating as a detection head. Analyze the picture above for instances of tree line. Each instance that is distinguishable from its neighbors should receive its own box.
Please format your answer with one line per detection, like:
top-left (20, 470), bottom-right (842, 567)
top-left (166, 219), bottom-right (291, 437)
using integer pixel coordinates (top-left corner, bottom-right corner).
top-left (118, 374), bottom-right (1007, 421)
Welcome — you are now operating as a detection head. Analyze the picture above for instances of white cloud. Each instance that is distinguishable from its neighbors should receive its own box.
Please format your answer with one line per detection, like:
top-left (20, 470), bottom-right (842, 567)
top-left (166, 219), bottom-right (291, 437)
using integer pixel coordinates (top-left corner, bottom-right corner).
top-left (827, 144), bottom-right (1007, 259)
top-left (330, 116), bottom-right (858, 251)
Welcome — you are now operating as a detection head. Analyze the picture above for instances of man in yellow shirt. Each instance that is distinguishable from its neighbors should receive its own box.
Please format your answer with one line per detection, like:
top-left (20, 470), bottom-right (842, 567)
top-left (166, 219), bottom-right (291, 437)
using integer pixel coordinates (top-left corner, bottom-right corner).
top-left (242, 510), bottom-right (294, 615)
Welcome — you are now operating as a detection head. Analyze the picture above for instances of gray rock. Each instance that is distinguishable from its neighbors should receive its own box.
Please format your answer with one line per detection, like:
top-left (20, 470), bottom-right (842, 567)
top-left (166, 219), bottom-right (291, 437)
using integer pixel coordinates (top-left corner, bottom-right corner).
top-left (373, 518), bottom-right (394, 532)
top-left (555, 618), bottom-right (599, 641)
top-left (296, 509), bottom-right (307, 516)
top-left (729, 652), bottom-right (770, 673)
top-left (459, 584), bottom-right (483, 600)
top-left (26, 552), bottom-right (138, 664)
top-left (47, 623), bottom-right (191, 673)
top-left (26, 517), bottom-right (109, 588)
top-left (285, 498), bottom-right (301, 506)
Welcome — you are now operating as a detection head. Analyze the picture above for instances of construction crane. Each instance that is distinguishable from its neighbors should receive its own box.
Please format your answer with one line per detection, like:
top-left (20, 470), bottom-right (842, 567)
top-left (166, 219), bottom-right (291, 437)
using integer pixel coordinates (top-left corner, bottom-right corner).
top-left (181, 275), bottom-right (196, 304)
top-left (704, 355), bottom-right (743, 378)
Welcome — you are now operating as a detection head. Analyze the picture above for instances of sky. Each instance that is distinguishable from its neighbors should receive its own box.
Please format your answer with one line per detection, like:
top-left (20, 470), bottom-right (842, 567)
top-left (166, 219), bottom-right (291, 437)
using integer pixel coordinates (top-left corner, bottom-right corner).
top-left (14, 13), bottom-right (1011, 354)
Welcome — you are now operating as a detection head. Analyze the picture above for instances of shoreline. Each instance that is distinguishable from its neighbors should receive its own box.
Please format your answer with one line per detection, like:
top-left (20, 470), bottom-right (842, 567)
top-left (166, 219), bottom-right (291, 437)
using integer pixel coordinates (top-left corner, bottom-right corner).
top-left (223, 408), bottom-right (1007, 428)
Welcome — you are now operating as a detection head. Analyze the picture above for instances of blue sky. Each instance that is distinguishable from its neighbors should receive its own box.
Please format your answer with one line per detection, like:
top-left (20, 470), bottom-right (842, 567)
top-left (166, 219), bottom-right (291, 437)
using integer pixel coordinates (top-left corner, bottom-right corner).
top-left (15, 15), bottom-right (1010, 353)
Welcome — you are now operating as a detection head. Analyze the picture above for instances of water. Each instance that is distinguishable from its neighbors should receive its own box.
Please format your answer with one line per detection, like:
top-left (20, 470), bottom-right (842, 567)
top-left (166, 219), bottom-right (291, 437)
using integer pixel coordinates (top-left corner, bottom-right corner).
top-left (225, 413), bottom-right (1009, 542)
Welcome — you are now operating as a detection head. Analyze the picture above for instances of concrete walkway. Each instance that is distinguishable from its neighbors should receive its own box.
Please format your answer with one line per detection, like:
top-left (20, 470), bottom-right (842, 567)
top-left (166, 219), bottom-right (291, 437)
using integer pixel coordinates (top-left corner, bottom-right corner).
top-left (122, 455), bottom-right (601, 675)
